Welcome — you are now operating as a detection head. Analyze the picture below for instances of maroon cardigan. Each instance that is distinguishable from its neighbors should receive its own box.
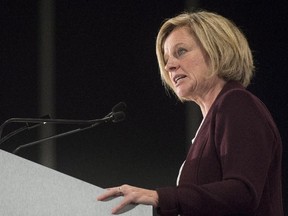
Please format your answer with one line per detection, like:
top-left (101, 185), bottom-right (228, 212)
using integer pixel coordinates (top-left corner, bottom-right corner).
top-left (156, 81), bottom-right (283, 216)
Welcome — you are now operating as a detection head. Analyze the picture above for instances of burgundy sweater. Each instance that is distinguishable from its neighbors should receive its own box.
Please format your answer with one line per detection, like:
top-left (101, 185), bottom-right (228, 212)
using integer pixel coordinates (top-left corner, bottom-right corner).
top-left (156, 81), bottom-right (283, 216)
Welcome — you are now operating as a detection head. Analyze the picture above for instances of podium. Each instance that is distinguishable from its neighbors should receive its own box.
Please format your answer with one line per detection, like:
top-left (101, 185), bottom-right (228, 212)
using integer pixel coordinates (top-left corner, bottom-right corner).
top-left (0, 150), bottom-right (152, 215)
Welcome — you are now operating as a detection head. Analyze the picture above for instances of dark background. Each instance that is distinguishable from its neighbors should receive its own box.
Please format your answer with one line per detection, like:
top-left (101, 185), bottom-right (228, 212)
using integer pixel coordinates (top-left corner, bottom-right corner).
top-left (1, 0), bottom-right (287, 214)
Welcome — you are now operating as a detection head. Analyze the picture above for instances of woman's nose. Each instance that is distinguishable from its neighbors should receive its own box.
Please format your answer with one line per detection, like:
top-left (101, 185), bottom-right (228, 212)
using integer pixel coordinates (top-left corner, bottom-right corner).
top-left (164, 57), bottom-right (179, 72)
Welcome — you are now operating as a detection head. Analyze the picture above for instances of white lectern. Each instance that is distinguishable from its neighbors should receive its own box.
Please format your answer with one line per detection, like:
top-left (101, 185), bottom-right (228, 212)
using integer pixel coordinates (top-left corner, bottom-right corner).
top-left (0, 150), bottom-right (152, 216)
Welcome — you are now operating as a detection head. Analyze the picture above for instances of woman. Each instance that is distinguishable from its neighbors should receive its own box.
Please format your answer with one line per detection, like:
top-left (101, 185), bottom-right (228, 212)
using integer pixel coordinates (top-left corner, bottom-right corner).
top-left (97, 11), bottom-right (284, 216)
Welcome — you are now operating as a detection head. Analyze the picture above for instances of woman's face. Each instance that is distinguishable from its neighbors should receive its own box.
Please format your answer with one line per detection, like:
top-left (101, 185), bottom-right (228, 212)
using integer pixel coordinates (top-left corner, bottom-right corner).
top-left (163, 27), bottom-right (211, 100)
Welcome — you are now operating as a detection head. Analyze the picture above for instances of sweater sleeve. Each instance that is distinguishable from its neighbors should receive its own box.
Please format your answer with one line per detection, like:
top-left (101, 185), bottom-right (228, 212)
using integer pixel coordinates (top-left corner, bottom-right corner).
top-left (156, 90), bottom-right (279, 215)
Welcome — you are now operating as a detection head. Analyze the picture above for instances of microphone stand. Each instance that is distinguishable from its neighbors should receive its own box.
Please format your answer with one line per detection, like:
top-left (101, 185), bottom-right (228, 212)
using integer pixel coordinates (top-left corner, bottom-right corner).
top-left (0, 101), bottom-right (126, 154)
top-left (0, 101), bottom-right (127, 138)
top-left (12, 121), bottom-right (101, 154)
top-left (12, 111), bottom-right (126, 154)
top-left (0, 115), bottom-right (51, 146)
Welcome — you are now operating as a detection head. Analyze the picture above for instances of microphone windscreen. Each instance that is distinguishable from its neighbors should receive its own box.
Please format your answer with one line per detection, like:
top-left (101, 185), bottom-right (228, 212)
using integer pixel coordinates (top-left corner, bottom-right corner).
top-left (112, 112), bottom-right (126, 123)
top-left (112, 102), bottom-right (127, 113)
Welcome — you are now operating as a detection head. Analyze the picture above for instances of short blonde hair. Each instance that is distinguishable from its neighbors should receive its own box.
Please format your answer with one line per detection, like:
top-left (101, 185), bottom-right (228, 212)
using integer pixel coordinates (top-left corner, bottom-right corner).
top-left (156, 11), bottom-right (254, 94)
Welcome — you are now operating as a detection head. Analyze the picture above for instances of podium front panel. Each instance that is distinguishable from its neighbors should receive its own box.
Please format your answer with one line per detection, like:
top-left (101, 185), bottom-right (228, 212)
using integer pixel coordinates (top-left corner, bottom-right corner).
top-left (0, 150), bottom-right (152, 216)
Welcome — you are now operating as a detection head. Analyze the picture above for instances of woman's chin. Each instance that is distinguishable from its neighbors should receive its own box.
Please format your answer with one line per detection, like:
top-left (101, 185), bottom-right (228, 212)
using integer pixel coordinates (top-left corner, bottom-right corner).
top-left (175, 88), bottom-right (192, 100)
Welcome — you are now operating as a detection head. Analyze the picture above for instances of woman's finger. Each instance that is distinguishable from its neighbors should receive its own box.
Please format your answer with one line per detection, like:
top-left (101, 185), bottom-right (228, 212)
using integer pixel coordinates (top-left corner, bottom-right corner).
top-left (111, 195), bottom-right (134, 214)
top-left (97, 187), bottom-right (123, 201)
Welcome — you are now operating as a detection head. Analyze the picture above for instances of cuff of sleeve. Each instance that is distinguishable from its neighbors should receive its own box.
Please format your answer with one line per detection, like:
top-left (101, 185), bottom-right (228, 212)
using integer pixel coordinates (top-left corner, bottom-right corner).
top-left (156, 187), bottom-right (179, 216)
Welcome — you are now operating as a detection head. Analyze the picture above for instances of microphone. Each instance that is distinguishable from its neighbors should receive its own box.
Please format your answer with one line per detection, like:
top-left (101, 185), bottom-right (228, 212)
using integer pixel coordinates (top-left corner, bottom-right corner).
top-left (0, 102), bottom-right (127, 137)
top-left (105, 101), bottom-right (127, 121)
top-left (0, 102), bottom-right (127, 153)
top-left (12, 111), bottom-right (125, 154)
top-left (112, 101), bottom-right (127, 113)
top-left (111, 111), bottom-right (126, 123)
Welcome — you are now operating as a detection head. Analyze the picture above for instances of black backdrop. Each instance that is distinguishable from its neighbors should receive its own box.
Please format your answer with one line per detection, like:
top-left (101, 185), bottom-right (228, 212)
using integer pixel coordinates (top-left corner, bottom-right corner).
top-left (1, 0), bottom-right (287, 214)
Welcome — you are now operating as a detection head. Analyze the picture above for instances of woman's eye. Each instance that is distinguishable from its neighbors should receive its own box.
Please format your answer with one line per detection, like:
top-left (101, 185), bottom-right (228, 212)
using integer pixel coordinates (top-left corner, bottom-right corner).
top-left (177, 48), bottom-right (187, 56)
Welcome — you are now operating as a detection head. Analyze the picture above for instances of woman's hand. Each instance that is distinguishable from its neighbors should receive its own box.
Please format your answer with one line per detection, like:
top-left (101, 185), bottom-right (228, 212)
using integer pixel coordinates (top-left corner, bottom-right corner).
top-left (97, 184), bottom-right (159, 214)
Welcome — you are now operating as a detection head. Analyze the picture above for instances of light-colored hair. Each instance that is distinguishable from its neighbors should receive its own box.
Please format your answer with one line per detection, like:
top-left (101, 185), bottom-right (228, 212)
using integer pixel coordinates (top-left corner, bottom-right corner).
top-left (156, 11), bottom-right (255, 95)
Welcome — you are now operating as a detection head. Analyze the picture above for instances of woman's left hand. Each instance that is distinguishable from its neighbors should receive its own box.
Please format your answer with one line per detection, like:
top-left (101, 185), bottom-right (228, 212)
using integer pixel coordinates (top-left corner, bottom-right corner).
top-left (97, 184), bottom-right (159, 214)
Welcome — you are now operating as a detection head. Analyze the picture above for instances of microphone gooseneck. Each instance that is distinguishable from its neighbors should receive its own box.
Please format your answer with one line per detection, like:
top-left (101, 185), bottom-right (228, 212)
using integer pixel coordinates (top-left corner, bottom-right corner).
top-left (0, 102), bottom-right (127, 154)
